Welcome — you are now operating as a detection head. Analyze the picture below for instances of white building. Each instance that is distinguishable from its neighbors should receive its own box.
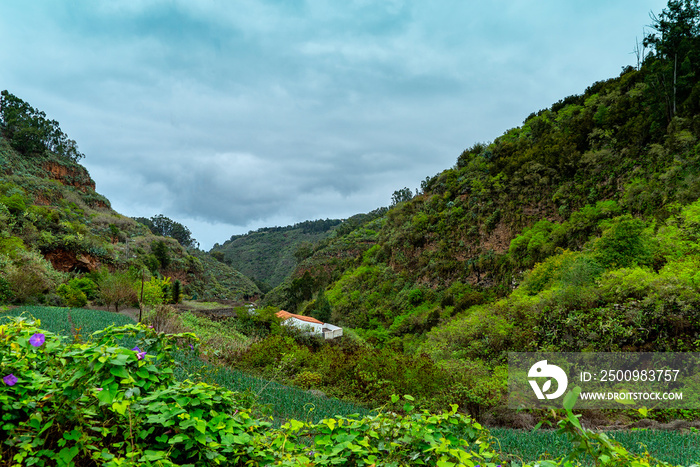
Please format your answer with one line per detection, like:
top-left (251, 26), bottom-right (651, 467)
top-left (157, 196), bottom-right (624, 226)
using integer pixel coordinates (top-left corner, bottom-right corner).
top-left (276, 310), bottom-right (343, 340)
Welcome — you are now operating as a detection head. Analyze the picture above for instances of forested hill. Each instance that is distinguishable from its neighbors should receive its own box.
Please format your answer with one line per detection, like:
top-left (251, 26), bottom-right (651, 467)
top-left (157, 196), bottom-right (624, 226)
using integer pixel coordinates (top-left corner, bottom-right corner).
top-left (0, 90), bottom-right (259, 304)
top-left (210, 218), bottom-right (343, 290)
top-left (264, 1), bottom-right (700, 349)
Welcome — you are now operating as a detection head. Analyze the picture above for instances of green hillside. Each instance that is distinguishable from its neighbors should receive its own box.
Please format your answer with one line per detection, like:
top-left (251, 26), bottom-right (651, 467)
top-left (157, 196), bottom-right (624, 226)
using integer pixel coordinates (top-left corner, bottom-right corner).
top-left (251, 1), bottom-right (700, 414)
top-left (211, 218), bottom-right (342, 289)
top-left (0, 90), bottom-right (259, 305)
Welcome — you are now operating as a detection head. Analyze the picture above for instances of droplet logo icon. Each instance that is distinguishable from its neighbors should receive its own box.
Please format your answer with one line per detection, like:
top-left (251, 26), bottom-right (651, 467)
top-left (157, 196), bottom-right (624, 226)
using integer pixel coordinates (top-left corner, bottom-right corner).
top-left (528, 360), bottom-right (568, 400)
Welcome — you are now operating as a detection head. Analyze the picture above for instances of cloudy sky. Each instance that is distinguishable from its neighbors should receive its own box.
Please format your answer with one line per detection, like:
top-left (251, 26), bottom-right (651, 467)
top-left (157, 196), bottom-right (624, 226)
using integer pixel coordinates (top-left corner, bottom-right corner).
top-left (1, 0), bottom-right (668, 249)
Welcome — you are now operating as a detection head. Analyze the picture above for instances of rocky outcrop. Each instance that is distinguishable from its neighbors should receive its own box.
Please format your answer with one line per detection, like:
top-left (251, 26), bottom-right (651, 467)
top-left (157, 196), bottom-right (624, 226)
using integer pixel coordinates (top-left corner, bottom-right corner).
top-left (41, 161), bottom-right (95, 192)
top-left (44, 249), bottom-right (101, 273)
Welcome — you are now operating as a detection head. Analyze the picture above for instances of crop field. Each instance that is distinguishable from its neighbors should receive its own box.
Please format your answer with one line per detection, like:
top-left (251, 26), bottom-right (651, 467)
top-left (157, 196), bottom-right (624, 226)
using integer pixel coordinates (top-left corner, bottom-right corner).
top-left (3, 306), bottom-right (699, 465)
top-left (175, 350), bottom-right (371, 425)
top-left (1, 305), bottom-right (368, 425)
top-left (0, 305), bottom-right (136, 336)
top-left (491, 427), bottom-right (700, 466)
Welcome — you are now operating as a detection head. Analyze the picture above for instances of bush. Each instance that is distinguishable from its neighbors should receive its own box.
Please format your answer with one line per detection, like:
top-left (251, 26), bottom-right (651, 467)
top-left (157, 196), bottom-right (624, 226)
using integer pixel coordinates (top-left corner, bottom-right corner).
top-left (0, 276), bottom-right (13, 303)
top-left (592, 215), bottom-right (652, 269)
top-left (55, 283), bottom-right (88, 307)
top-left (4, 249), bottom-right (64, 303)
top-left (68, 276), bottom-right (98, 300)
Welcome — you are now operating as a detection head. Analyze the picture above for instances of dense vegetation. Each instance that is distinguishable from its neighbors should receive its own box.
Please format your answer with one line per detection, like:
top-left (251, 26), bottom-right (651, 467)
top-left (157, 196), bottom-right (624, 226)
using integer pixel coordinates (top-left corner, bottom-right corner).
top-left (249, 0), bottom-right (700, 420)
top-left (211, 218), bottom-right (343, 289)
top-left (0, 90), bottom-right (84, 162)
top-left (4, 1), bottom-right (700, 464)
top-left (0, 92), bottom-right (259, 306)
top-left (2, 310), bottom-right (695, 466)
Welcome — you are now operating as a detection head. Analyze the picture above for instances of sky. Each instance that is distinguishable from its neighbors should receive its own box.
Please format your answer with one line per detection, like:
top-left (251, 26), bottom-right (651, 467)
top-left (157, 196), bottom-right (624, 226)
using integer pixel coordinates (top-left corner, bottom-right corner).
top-left (0, 0), bottom-right (669, 250)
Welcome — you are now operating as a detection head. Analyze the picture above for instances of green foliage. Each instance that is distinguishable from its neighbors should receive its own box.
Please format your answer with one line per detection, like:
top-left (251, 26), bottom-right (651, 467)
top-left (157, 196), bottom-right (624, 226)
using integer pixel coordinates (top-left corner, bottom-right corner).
top-left (391, 186), bottom-right (414, 206)
top-left (285, 270), bottom-right (316, 311)
top-left (592, 215), bottom-right (653, 269)
top-left (135, 214), bottom-right (197, 248)
top-left (0, 191), bottom-right (27, 215)
top-left (0, 317), bottom-right (508, 466)
top-left (0, 90), bottom-right (84, 161)
top-left (151, 239), bottom-right (170, 270)
top-left (311, 288), bottom-right (332, 323)
top-left (97, 270), bottom-right (137, 312)
top-left (0, 275), bottom-right (13, 303)
top-left (56, 282), bottom-right (88, 307)
top-left (187, 249), bottom-right (261, 301)
top-left (141, 275), bottom-right (171, 308)
top-left (3, 309), bottom-right (693, 466)
top-left (520, 250), bottom-right (603, 295)
top-left (2, 249), bottom-right (65, 303)
top-left (0, 320), bottom-right (495, 465)
top-left (68, 276), bottom-right (98, 300)
top-left (551, 389), bottom-right (685, 466)
top-left (171, 279), bottom-right (181, 304)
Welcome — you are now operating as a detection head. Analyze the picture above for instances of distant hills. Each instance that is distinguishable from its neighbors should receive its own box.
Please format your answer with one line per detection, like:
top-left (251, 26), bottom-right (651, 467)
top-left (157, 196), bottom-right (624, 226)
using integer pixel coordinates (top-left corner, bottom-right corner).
top-left (211, 219), bottom-right (343, 290)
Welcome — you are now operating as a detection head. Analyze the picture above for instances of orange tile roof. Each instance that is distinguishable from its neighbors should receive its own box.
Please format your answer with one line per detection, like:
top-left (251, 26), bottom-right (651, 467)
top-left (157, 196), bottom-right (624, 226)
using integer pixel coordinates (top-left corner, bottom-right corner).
top-left (276, 310), bottom-right (324, 325)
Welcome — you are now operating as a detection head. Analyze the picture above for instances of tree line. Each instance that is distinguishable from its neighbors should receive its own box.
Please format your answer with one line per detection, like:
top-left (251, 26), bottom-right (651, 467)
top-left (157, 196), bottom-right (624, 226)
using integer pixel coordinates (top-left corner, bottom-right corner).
top-left (0, 90), bottom-right (84, 162)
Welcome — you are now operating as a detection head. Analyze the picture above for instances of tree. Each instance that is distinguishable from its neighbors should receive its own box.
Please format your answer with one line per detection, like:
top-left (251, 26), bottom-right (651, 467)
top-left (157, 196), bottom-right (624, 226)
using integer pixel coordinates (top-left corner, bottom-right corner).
top-left (151, 240), bottom-right (170, 270)
top-left (210, 251), bottom-right (229, 264)
top-left (644, 0), bottom-right (700, 117)
top-left (136, 214), bottom-right (197, 248)
top-left (171, 280), bottom-right (181, 304)
top-left (312, 289), bottom-right (332, 323)
top-left (391, 187), bottom-right (413, 206)
top-left (98, 271), bottom-right (137, 313)
top-left (0, 90), bottom-right (84, 161)
top-left (285, 271), bottom-right (315, 311)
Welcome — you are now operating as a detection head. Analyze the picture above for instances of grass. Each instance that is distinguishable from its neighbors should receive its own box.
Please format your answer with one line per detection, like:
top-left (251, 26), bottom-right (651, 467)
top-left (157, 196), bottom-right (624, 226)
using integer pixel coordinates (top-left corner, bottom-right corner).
top-left (491, 427), bottom-right (700, 466)
top-left (178, 310), bottom-right (249, 343)
top-left (180, 300), bottom-right (234, 310)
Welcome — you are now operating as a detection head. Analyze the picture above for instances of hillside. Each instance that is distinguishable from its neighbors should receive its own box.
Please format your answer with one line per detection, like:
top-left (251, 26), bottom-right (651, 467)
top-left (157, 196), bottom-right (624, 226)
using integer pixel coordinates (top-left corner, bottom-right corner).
top-left (211, 218), bottom-right (342, 289)
top-left (246, 2), bottom-right (700, 414)
top-left (270, 38), bottom-right (700, 334)
top-left (0, 91), bottom-right (259, 304)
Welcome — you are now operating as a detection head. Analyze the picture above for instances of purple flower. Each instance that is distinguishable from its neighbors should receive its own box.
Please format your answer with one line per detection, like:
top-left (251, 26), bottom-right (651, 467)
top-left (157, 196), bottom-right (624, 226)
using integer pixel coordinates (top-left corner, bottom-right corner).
top-left (3, 374), bottom-right (17, 386)
top-left (95, 387), bottom-right (103, 391)
top-left (29, 333), bottom-right (45, 347)
top-left (132, 346), bottom-right (146, 360)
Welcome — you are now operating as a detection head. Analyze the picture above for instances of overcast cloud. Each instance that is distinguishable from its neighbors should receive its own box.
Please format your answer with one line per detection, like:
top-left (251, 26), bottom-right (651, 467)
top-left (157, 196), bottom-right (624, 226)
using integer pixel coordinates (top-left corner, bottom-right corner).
top-left (0, 0), bottom-right (668, 249)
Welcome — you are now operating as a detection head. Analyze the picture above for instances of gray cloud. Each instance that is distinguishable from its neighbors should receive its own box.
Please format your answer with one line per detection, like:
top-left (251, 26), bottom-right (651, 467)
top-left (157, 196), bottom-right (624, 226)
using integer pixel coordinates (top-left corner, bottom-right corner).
top-left (0, 0), bottom-right (668, 249)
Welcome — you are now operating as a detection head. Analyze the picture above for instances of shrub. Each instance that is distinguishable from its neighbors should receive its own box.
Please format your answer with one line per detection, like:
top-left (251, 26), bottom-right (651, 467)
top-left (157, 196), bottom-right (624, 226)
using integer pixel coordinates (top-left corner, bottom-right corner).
top-left (0, 276), bottom-right (13, 303)
top-left (592, 215), bottom-right (652, 269)
top-left (141, 275), bottom-right (171, 309)
top-left (4, 249), bottom-right (64, 303)
top-left (68, 276), bottom-right (98, 300)
top-left (55, 283), bottom-right (87, 307)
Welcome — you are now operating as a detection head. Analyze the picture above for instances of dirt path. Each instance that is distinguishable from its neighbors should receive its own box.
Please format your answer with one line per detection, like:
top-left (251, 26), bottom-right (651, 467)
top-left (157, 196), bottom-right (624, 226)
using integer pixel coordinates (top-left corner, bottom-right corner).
top-left (83, 304), bottom-right (141, 322)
